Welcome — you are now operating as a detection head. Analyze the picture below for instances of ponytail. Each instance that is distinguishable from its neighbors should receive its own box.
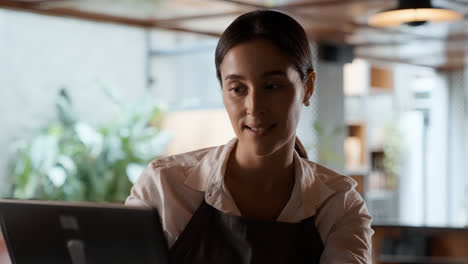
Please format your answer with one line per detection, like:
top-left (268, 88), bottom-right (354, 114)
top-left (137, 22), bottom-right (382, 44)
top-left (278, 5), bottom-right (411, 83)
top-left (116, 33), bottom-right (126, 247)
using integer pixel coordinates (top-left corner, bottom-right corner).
top-left (294, 136), bottom-right (308, 159)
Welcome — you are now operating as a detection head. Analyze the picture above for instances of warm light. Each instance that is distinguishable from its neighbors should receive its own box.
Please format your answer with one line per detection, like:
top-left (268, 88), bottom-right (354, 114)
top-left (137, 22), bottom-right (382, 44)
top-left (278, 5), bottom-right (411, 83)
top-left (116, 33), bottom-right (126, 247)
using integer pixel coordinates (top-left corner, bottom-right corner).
top-left (369, 8), bottom-right (462, 27)
top-left (344, 59), bottom-right (367, 96)
top-left (161, 109), bottom-right (235, 155)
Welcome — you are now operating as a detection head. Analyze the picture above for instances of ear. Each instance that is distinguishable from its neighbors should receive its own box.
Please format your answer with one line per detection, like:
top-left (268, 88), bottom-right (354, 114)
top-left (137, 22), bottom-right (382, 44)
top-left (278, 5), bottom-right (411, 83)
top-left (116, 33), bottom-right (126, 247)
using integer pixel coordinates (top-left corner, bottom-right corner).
top-left (303, 71), bottom-right (316, 104)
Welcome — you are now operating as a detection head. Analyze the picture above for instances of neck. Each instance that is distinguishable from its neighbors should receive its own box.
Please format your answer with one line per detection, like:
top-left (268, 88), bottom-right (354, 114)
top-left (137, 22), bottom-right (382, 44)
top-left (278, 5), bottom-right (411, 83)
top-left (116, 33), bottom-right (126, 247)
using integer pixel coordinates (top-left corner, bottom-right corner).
top-left (230, 138), bottom-right (296, 183)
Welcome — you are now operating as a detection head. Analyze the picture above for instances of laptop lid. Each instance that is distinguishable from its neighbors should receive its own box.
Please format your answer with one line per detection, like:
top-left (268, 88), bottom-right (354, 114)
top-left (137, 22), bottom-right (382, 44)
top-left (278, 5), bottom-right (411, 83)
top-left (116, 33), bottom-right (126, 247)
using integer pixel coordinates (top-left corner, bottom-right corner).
top-left (0, 199), bottom-right (168, 264)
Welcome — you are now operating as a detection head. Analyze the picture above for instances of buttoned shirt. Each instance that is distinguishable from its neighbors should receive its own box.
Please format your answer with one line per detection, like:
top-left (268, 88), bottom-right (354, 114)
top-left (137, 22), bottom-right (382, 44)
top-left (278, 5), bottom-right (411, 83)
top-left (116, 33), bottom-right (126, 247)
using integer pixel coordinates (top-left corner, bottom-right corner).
top-left (125, 137), bottom-right (374, 263)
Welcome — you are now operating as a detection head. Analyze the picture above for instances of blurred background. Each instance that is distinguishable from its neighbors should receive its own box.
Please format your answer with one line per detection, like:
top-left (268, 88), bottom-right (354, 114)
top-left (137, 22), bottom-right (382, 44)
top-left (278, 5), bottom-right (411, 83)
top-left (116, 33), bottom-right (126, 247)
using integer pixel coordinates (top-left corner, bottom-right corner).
top-left (1, 0), bottom-right (468, 263)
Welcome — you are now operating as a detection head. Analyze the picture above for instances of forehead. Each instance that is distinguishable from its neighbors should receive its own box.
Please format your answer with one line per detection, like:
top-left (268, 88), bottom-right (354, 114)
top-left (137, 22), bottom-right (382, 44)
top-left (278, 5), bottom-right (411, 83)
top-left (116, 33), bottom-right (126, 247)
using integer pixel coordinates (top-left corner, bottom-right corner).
top-left (219, 39), bottom-right (295, 78)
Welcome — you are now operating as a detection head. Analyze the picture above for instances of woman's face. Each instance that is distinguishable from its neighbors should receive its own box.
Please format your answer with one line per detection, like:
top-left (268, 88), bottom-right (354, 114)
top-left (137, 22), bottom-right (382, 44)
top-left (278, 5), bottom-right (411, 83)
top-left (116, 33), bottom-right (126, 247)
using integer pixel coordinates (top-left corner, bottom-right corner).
top-left (220, 39), bottom-right (313, 156)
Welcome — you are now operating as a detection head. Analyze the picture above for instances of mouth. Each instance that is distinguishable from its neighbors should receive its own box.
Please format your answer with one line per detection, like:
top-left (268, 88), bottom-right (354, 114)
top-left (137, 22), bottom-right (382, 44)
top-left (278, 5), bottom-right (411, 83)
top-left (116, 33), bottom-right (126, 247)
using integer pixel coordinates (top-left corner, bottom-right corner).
top-left (244, 123), bottom-right (277, 136)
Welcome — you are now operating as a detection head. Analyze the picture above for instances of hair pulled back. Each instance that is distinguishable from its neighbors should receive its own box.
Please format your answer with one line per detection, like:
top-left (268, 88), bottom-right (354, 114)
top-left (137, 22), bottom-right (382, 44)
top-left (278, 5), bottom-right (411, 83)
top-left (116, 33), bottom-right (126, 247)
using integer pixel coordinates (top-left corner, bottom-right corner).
top-left (215, 10), bottom-right (314, 83)
top-left (215, 10), bottom-right (314, 159)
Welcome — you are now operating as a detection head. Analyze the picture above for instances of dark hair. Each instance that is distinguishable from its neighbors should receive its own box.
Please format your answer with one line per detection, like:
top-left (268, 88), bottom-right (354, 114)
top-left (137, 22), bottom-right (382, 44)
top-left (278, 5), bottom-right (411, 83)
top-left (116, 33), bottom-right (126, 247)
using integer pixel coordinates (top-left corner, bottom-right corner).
top-left (215, 10), bottom-right (313, 159)
top-left (215, 10), bottom-right (314, 83)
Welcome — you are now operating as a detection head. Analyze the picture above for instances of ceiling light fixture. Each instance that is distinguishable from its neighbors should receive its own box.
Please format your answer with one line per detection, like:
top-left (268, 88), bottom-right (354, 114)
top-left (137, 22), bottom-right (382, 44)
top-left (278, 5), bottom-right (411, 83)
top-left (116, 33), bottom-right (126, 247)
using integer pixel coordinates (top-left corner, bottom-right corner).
top-left (368, 0), bottom-right (462, 27)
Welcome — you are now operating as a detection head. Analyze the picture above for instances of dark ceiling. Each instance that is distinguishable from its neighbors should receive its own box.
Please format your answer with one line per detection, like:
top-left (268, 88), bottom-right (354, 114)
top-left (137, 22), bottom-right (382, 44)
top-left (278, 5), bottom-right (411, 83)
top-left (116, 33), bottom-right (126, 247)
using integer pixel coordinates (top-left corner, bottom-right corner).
top-left (2, 0), bottom-right (468, 71)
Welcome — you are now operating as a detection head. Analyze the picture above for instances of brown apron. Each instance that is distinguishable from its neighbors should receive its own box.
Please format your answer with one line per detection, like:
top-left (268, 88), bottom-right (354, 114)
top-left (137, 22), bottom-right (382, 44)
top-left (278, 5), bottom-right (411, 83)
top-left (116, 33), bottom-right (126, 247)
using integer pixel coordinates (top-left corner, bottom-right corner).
top-left (169, 199), bottom-right (324, 264)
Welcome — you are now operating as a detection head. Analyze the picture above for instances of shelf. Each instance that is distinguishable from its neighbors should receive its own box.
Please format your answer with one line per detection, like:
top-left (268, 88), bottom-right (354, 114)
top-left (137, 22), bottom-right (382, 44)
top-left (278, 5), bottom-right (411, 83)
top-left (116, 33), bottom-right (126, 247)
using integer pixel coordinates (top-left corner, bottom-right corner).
top-left (345, 123), bottom-right (367, 169)
top-left (350, 174), bottom-right (365, 193)
top-left (370, 66), bottom-right (393, 92)
top-left (374, 226), bottom-right (468, 264)
top-left (380, 255), bottom-right (468, 264)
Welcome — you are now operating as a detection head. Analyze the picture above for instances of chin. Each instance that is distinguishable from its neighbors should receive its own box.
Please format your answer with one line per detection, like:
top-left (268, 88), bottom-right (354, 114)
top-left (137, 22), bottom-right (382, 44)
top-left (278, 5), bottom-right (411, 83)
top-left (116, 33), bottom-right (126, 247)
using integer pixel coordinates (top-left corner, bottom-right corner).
top-left (236, 127), bottom-right (292, 156)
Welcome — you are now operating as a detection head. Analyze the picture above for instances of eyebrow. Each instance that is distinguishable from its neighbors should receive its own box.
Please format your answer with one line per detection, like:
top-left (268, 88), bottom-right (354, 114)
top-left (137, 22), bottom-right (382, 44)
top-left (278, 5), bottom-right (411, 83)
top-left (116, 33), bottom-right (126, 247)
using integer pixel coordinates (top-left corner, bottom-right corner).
top-left (223, 70), bottom-right (286, 81)
top-left (224, 74), bottom-right (245, 81)
top-left (262, 70), bottom-right (286, 78)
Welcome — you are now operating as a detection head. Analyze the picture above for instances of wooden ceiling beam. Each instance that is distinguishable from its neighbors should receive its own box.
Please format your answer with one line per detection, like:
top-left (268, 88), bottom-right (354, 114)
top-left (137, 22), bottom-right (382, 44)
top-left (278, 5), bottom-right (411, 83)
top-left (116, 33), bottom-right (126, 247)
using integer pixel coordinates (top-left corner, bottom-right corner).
top-left (355, 53), bottom-right (437, 68)
top-left (352, 34), bottom-right (468, 47)
top-left (212, 0), bottom-right (389, 9)
top-left (356, 49), bottom-right (467, 70)
top-left (305, 28), bottom-right (348, 43)
top-left (0, 1), bottom-right (157, 28)
top-left (211, 0), bottom-right (264, 9)
top-left (350, 21), bottom-right (455, 41)
top-left (436, 63), bottom-right (465, 72)
top-left (155, 11), bottom-right (245, 24)
top-left (274, 0), bottom-right (389, 9)
top-left (154, 24), bottom-right (222, 37)
top-left (0, 0), bottom-right (240, 34)
top-left (353, 36), bottom-right (468, 56)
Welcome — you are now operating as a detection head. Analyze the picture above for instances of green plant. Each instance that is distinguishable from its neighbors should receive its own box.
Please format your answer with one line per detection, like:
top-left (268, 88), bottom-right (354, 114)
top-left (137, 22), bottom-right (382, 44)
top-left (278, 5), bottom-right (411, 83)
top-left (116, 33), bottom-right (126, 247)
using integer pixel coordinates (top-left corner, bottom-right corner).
top-left (4, 87), bottom-right (171, 202)
top-left (382, 122), bottom-right (403, 190)
top-left (307, 121), bottom-right (346, 170)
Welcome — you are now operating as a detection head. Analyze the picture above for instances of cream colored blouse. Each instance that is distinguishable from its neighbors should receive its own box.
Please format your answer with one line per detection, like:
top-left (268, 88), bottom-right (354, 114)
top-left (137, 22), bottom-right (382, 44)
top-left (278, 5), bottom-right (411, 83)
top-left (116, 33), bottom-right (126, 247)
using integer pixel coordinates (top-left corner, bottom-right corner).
top-left (126, 137), bottom-right (374, 263)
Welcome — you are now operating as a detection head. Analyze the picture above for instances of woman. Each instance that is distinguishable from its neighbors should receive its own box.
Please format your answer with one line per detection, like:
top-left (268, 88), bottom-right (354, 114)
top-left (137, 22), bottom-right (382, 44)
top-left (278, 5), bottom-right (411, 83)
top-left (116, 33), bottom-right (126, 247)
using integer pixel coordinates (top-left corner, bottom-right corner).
top-left (126, 10), bottom-right (373, 263)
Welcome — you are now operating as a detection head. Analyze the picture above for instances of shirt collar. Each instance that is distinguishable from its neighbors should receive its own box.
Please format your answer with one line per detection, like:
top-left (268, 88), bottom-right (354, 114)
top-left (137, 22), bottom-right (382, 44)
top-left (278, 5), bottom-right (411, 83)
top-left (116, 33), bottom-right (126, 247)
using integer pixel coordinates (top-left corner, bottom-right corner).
top-left (183, 137), bottom-right (237, 192)
top-left (183, 137), bottom-right (336, 218)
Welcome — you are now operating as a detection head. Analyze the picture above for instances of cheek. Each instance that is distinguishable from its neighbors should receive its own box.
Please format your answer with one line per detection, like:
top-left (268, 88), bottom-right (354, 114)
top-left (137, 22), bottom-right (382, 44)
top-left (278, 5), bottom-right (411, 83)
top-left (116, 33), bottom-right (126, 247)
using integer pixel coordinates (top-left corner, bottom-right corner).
top-left (223, 96), bottom-right (243, 132)
top-left (286, 102), bottom-right (302, 124)
top-left (279, 93), bottom-right (302, 129)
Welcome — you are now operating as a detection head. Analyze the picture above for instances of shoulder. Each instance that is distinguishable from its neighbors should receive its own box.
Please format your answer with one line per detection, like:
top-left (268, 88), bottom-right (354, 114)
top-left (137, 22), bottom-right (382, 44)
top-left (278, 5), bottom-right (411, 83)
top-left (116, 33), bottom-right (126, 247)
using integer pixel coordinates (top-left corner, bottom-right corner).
top-left (303, 162), bottom-right (373, 263)
top-left (125, 145), bottom-right (222, 208)
top-left (150, 145), bottom-right (218, 170)
top-left (304, 160), bottom-right (358, 193)
top-left (141, 144), bottom-right (224, 189)
top-left (298, 159), bottom-right (366, 224)
top-left (303, 161), bottom-right (373, 241)
top-left (308, 161), bottom-right (363, 213)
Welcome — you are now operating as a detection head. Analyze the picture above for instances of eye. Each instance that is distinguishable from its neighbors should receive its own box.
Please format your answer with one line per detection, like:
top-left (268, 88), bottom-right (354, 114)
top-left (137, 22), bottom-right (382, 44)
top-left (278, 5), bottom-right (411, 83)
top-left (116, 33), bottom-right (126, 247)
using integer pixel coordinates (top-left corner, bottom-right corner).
top-left (265, 82), bottom-right (282, 90)
top-left (228, 84), bottom-right (247, 95)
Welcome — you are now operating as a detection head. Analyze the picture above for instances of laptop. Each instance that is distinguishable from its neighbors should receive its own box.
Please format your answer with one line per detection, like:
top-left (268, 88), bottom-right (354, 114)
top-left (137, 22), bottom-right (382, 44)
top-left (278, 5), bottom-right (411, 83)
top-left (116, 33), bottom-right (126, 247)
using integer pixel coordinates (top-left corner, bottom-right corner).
top-left (0, 199), bottom-right (168, 264)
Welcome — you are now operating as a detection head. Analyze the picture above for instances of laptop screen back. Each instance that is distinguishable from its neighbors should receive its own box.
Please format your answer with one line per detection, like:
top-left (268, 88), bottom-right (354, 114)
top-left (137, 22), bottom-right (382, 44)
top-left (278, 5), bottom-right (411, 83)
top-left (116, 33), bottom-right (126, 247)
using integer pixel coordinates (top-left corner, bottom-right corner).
top-left (0, 199), bottom-right (168, 264)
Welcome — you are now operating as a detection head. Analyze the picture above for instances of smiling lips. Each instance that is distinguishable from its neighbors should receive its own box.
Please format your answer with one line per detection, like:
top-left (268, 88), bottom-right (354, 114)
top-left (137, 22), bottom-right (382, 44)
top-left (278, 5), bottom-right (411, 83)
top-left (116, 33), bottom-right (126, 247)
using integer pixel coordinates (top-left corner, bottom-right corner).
top-left (244, 123), bottom-right (276, 136)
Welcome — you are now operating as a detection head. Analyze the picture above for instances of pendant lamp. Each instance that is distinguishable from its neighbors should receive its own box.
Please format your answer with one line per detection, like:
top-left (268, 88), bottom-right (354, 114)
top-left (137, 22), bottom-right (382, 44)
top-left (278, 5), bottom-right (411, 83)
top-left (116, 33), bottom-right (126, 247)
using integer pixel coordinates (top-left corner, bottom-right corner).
top-left (368, 0), bottom-right (462, 27)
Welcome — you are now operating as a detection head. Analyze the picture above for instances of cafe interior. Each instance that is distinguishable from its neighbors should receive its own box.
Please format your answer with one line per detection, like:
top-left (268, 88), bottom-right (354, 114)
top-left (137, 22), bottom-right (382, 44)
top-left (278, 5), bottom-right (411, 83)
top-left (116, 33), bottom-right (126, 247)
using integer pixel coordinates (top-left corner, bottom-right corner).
top-left (0, 0), bottom-right (467, 263)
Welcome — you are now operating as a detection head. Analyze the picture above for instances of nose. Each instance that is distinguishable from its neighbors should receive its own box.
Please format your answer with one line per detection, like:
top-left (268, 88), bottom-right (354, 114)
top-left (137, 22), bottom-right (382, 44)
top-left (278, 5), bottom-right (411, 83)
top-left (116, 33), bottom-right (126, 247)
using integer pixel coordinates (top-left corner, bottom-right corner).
top-left (245, 88), bottom-right (266, 117)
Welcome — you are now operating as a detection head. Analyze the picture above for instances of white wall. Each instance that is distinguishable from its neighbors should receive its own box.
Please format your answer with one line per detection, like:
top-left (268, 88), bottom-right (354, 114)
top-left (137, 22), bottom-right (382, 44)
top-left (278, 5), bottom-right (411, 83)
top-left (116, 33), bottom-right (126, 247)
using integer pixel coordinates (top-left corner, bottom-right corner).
top-left (450, 69), bottom-right (468, 226)
top-left (316, 60), bottom-right (345, 173)
top-left (398, 111), bottom-right (424, 225)
top-left (425, 74), bottom-right (448, 226)
top-left (0, 9), bottom-right (148, 189)
top-left (394, 66), bottom-right (456, 226)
